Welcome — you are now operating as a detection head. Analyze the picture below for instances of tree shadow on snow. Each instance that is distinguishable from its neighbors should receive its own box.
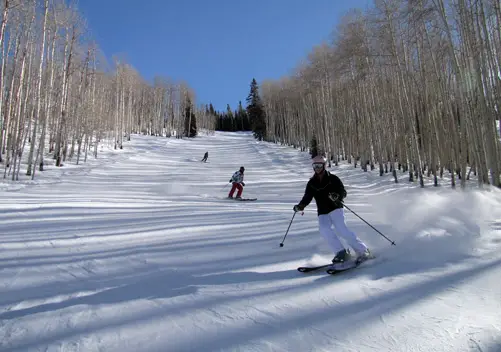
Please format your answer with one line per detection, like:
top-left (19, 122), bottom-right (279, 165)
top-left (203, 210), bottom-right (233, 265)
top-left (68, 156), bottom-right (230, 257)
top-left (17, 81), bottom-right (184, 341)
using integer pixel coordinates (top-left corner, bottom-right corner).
top-left (1, 266), bottom-right (319, 352)
top-left (0, 236), bottom-right (313, 319)
top-left (0, 265), bottom-right (304, 321)
top-left (485, 338), bottom-right (501, 352)
top-left (3, 238), bottom-right (499, 352)
top-left (177, 257), bottom-right (501, 352)
top-left (0, 268), bottom-right (197, 321)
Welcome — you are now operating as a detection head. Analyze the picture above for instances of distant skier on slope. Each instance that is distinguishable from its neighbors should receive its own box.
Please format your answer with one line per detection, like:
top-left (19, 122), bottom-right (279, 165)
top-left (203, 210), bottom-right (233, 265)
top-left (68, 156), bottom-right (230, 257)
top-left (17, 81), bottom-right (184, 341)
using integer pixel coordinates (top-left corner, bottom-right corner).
top-left (201, 151), bottom-right (208, 162)
top-left (293, 155), bottom-right (371, 264)
top-left (228, 166), bottom-right (245, 199)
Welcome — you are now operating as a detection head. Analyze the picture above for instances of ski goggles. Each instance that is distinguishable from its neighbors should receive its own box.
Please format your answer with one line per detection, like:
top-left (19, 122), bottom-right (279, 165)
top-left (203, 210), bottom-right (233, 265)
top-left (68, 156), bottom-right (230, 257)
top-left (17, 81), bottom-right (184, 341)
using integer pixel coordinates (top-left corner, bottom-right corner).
top-left (312, 163), bottom-right (324, 170)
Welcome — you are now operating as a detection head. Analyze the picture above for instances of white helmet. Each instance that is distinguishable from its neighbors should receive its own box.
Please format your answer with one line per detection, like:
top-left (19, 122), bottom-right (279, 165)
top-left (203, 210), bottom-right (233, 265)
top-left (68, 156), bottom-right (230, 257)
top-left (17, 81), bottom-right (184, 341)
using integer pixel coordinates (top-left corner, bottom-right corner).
top-left (312, 155), bottom-right (326, 171)
top-left (312, 155), bottom-right (326, 164)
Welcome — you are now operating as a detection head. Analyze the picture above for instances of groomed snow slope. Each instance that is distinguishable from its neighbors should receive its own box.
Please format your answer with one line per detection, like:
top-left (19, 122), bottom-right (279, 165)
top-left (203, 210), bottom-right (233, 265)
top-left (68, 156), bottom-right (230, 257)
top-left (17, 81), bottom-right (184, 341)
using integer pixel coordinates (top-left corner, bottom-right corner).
top-left (0, 131), bottom-right (500, 352)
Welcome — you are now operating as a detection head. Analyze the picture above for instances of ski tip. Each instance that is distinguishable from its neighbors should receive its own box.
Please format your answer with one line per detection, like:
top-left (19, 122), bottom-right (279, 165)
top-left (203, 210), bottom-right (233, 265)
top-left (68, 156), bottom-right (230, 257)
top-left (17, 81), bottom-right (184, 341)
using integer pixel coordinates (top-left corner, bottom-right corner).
top-left (297, 263), bottom-right (332, 273)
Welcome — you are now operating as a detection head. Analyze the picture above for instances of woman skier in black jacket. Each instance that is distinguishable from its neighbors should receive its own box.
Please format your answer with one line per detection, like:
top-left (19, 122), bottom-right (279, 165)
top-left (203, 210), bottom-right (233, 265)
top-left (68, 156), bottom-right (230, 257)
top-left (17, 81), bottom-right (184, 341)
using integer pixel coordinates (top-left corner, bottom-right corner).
top-left (294, 155), bottom-right (371, 264)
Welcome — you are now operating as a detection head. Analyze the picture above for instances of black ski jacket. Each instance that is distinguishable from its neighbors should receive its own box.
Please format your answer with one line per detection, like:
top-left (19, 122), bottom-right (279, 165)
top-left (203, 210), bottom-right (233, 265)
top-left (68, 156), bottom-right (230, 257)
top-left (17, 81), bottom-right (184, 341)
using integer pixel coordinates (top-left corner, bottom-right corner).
top-left (298, 170), bottom-right (347, 216)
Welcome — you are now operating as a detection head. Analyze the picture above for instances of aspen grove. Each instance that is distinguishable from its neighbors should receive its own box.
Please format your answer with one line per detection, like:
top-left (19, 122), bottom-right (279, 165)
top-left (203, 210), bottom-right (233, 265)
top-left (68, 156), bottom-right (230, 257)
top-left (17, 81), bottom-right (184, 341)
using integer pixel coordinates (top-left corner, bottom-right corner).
top-left (259, 0), bottom-right (501, 189)
top-left (2, 0), bottom-right (500, 190)
top-left (0, 0), bottom-right (216, 181)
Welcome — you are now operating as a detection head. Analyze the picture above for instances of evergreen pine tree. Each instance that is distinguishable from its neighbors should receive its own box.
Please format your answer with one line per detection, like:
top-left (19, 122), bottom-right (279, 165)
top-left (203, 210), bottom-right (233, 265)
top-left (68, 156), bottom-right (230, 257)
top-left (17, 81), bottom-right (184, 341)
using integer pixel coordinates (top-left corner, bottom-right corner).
top-left (226, 104), bottom-right (234, 131)
top-left (184, 97), bottom-right (197, 137)
top-left (237, 100), bottom-right (249, 131)
top-left (246, 78), bottom-right (266, 140)
top-left (310, 135), bottom-right (319, 158)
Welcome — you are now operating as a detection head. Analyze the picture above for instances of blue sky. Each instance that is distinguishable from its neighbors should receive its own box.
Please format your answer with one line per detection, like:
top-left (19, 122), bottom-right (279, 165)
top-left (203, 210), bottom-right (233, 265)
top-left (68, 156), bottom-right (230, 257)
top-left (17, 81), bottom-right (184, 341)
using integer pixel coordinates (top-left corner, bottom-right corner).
top-left (77, 0), bottom-right (373, 112)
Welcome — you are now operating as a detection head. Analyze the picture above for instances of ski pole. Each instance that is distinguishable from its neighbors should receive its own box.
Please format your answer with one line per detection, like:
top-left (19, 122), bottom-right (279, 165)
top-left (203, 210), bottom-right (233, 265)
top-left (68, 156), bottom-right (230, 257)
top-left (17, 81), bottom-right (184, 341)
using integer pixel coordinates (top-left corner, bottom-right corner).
top-left (279, 211), bottom-right (302, 247)
top-left (342, 202), bottom-right (396, 246)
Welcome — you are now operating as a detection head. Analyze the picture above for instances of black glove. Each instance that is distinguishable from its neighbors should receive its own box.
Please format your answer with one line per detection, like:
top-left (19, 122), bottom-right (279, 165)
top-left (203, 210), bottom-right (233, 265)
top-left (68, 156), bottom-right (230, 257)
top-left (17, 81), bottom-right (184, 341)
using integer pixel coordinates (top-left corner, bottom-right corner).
top-left (241, 182), bottom-right (245, 186)
top-left (329, 193), bottom-right (344, 205)
top-left (329, 193), bottom-right (339, 201)
top-left (293, 204), bottom-right (304, 212)
top-left (229, 180), bottom-right (232, 183)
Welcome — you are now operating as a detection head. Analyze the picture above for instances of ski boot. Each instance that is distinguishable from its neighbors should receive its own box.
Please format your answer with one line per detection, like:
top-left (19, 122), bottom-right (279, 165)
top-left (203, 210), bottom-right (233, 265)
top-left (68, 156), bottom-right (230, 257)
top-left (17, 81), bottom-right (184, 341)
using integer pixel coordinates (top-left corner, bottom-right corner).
top-left (331, 249), bottom-right (351, 264)
top-left (354, 248), bottom-right (372, 265)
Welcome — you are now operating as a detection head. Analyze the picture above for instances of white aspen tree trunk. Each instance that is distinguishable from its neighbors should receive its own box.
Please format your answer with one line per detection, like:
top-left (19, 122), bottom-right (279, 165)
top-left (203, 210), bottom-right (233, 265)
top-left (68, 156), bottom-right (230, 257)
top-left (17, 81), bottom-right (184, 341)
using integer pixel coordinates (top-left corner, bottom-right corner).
top-left (34, 25), bottom-right (57, 176)
top-left (435, 0), bottom-right (469, 188)
top-left (55, 24), bottom-right (76, 167)
top-left (27, 0), bottom-right (49, 176)
top-left (0, 0), bottom-right (10, 164)
top-left (9, 43), bottom-right (28, 180)
top-left (114, 63), bottom-right (120, 149)
top-left (2, 33), bottom-right (21, 178)
top-left (15, 30), bottom-right (36, 181)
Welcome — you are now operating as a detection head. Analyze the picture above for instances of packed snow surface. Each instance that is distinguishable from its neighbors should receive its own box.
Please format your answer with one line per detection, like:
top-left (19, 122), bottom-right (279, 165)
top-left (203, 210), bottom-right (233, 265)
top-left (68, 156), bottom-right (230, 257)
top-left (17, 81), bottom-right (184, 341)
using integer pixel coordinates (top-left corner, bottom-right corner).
top-left (1, 131), bottom-right (500, 352)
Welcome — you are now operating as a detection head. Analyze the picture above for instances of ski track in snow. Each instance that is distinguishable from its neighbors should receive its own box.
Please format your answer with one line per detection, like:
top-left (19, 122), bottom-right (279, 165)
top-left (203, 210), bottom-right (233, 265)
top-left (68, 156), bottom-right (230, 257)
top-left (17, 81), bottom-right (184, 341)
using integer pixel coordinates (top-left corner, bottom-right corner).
top-left (0, 131), bottom-right (501, 352)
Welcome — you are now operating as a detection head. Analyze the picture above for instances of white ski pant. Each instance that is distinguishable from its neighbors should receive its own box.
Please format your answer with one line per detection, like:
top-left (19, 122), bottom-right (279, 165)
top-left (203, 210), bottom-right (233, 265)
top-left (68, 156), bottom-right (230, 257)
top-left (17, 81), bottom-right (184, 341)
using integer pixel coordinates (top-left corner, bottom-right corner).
top-left (318, 208), bottom-right (368, 255)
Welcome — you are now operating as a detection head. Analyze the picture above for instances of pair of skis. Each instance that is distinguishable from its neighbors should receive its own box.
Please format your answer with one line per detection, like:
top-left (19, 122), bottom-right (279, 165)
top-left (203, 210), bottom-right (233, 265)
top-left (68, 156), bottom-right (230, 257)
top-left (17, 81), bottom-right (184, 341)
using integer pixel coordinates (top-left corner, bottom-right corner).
top-left (297, 255), bottom-right (375, 275)
top-left (227, 197), bottom-right (257, 201)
